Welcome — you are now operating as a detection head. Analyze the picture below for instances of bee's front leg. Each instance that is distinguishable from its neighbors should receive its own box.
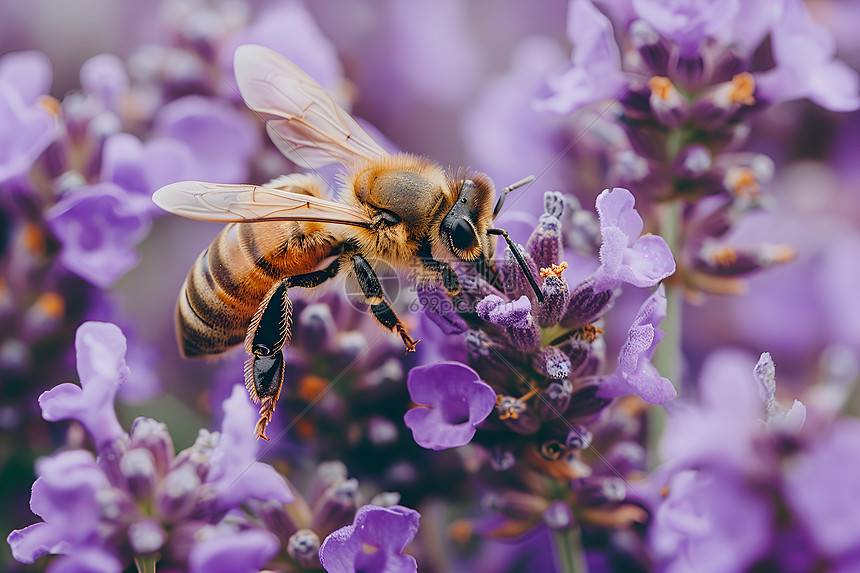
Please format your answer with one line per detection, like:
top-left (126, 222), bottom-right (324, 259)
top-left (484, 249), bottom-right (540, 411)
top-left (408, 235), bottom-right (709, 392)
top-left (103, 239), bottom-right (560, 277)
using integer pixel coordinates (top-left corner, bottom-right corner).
top-left (352, 253), bottom-right (419, 352)
top-left (245, 254), bottom-right (346, 440)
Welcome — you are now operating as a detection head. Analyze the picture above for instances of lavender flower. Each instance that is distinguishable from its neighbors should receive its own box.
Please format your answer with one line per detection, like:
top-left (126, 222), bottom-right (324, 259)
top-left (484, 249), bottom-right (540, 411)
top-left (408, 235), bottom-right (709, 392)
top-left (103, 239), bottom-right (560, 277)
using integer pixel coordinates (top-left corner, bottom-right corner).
top-left (597, 285), bottom-right (677, 404)
top-left (757, 0), bottom-right (860, 112)
top-left (319, 504), bottom-right (420, 573)
top-left (46, 183), bottom-right (152, 288)
top-left (38, 321), bottom-right (128, 449)
top-left (591, 187), bottom-right (676, 292)
top-left (0, 51), bottom-right (56, 184)
top-left (8, 321), bottom-right (294, 571)
top-left (403, 362), bottom-right (497, 450)
top-left (649, 351), bottom-right (860, 571)
top-left (534, 0), bottom-right (626, 115)
top-left (535, 0), bottom-right (857, 299)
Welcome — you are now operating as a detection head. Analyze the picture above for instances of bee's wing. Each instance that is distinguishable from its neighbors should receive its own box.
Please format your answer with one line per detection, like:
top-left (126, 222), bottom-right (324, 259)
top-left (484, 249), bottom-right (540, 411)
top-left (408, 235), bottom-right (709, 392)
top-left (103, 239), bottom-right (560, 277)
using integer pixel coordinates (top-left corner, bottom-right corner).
top-left (153, 180), bottom-right (372, 227)
top-left (234, 44), bottom-right (388, 169)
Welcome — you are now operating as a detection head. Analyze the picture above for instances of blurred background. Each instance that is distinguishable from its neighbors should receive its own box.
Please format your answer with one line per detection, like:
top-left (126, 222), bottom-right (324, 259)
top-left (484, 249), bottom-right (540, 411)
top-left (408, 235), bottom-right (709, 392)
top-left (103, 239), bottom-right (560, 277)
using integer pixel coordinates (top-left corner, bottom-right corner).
top-left (2, 0), bottom-right (860, 571)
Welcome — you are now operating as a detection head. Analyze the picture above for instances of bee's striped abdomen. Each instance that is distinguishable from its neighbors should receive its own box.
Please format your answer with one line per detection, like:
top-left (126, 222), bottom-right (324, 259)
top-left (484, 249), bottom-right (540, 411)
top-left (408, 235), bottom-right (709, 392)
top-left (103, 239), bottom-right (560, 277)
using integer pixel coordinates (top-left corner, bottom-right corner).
top-left (176, 221), bottom-right (338, 358)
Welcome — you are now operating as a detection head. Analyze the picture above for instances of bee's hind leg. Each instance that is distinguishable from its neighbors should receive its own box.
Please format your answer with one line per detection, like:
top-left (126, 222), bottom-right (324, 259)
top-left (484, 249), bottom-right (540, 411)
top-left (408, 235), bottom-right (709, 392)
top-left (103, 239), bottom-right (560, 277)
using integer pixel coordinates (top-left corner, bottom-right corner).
top-left (245, 255), bottom-right (346, 440)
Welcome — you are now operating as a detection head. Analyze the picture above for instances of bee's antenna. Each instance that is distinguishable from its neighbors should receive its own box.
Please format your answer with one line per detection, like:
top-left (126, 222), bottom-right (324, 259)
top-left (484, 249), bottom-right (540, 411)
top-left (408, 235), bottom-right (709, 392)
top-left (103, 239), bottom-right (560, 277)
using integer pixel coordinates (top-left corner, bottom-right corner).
top-left (493, 175), bottom-right (535, 219)
top-left (487, 228), bottom-right (545, 303)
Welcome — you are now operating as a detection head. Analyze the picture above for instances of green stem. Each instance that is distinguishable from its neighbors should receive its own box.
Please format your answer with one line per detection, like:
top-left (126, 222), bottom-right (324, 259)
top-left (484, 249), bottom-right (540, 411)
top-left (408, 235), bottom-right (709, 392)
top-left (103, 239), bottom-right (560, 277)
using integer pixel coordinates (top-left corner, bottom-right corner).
top-left (553, 526), bottom-right (588, 573)
top-left (134, 555), bottom-right (156, 573)
top-left (648, 198), bottom-right (683, 468)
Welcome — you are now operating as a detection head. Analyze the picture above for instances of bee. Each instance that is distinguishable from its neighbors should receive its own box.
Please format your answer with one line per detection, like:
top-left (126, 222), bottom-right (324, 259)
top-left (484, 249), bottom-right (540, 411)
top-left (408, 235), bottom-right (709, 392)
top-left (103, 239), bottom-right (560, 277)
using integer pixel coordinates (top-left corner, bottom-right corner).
top-left (153, 44), bottom-right (542, 440)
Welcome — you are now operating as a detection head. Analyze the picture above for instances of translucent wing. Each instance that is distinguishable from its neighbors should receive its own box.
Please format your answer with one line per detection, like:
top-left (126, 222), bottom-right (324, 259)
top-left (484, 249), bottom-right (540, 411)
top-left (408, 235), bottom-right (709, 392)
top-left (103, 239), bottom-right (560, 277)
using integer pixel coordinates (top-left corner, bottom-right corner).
top-left (234, 44), bottom-right (388, 169)
top-left (153, 180), bottom-right (372, 227)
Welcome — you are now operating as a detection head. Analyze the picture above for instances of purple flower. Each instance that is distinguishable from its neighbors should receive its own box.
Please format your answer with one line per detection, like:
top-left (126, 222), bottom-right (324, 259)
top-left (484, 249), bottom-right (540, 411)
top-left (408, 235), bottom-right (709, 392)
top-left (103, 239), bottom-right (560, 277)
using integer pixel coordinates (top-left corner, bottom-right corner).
top-left (782, 418), bottom-right (860, 561)
top-left (591, 187), bottom-right (675, 292)
top-left (319, 504), bottom-right (420, 573)
top-left (633, 0), bottom-right (740, 57)
top-left (46, 183), bottom-right (152, 288)
top-left (476, 295), bottom-right (534, 330)
top-left (189, 529), bottom-right (280, 573)
top-left (7, 450), bottom-right (109, 564)
top-left (649, 468), bottom-right (772, 572)
top-left (535, 0), bottom-right (627, 114)
top-left (597, 285), bottom-right (677, 404)
top-left (756, 0), bottom-right (860, 112)
top-left (0, 50), bottom-right (52, 105)
top-left (153, 95), bottom-right (259, 183)
top-left (205, 385), bottom-right (294, 510)
top-left (659, 349), bottom-right (778, 471)
top-left (223, 2), bottom-right (344, 94)
top-left (38, 321), bottom-right (129, 450)
top-left (403, 362), bottom-right (496, 450)
top-left (79, 53), bottom-right (129, 113)
top-left (100, 132), bottom-right (191, 212)
top-left (0, 51), bottom-right (56, 184)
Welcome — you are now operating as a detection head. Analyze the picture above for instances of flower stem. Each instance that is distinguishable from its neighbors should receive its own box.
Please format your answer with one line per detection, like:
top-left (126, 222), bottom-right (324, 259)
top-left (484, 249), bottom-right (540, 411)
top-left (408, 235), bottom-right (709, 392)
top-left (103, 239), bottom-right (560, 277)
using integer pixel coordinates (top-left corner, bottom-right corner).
top-left (553, 526), bottom-right (588, 573)
top-left (135, 555), bottom-right (156, 573)
top-left (649, 198), bottom-right (683, 467)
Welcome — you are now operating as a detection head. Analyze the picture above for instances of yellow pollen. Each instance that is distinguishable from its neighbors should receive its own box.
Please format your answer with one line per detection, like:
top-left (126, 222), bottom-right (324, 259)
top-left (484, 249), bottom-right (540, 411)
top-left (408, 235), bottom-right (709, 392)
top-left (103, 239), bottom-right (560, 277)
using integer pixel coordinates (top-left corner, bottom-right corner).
top-left (771, 245), bottom-right (796, 264)
top-left (297, 374), bottom-right (328, 402)
top-left (729, 73), bottom-right (755, 106)
top-left (648, 76), bottom-right (675, 101)
top-left (540, 261), bottom-right (568, 279)
top-left (23, 223), bottom-right (46, 255)
top-left (660, 485), bottom-right (670, 498)
top-left (575, 324), bottom-right (603, 342)
top-left (36, 95), bottom-right (61, 118)
top-left (361, 543), bottom-right (379, 555)
top-left (711, 247), bottom-right (738, 267)
top-left (726, 167), bottom-right (759, 198)
top-left (448, 520), bottom-right (473, 544)
top-left (35, 292), bottom-right (65, 319)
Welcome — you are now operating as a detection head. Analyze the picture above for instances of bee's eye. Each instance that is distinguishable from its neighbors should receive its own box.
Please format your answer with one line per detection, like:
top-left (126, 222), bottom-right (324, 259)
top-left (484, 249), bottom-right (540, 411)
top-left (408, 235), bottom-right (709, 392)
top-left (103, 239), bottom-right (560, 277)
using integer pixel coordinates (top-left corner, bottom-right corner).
top-left (451, 218), bottom-right (477, 252)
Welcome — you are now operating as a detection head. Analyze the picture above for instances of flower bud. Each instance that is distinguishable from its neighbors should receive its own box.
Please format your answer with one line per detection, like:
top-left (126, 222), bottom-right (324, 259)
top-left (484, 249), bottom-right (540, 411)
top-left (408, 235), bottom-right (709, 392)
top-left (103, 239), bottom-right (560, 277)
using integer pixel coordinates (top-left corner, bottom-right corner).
top-left (495, 396), bottom-right (540, 435)
top-left (536, 270), bottom-right (570, 327)
top-left (154, 464), bottom-right (201, 521)
top-left (573, 476), bottom-right (627, 507)
top-left (649, 76), bottom-right (688, 128)
top-left (533, 346), bottom-right (571, 380)
top-left (120, 447), bottom-right (157, 501)
top-left (566, 383), bottom-right (612, 419)
top-left (287, 529), bottom-right (321, 568)
top-left (311, 477), bottom-right (361, 536)
top-left (562, 281), bottom-right (614, 328)
top-left (629, 19), bottom-right (669, 75)
top-left (129, 417), bottom-right (174, 478)
top-left (543, 501), bottom-right (574, 530)
top-left (535, 379), bottom-right (574, 420)
top-left (298, 303), bottom-right (336, 353)
top-left (129, 517), bottom-right (166, 554)
top-left (526, 192), bottom-right (565, 270)
top-left (306, 460), bottom-right (348, 508)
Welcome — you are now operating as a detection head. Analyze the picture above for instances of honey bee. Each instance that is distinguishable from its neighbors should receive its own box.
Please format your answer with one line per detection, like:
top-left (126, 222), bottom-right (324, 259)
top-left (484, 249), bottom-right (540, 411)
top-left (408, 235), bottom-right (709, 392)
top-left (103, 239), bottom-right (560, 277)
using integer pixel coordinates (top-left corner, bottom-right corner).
top-left (153, 44), bottom-right (541, 440)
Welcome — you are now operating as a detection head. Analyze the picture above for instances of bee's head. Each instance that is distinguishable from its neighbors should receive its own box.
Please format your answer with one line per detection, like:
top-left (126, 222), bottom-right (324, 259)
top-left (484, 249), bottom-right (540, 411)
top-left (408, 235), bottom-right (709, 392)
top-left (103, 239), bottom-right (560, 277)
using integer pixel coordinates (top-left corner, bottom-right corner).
top-left (440, 174), bottom-right (496, 262)
top-left (440, 174), bottom-right (544, 302)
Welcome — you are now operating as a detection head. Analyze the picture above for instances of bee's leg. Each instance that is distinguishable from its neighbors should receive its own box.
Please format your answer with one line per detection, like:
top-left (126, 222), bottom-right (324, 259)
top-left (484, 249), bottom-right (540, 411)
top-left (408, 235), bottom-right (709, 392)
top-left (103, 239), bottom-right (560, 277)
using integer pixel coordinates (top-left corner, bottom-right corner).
top-left (416, 238), bottom-right (461, 296)
top-left (351, 253), bottom-right (419, 352)
top-left (245, 255), bottom-right (345, 440)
